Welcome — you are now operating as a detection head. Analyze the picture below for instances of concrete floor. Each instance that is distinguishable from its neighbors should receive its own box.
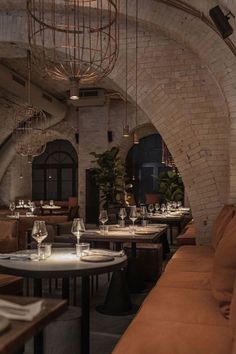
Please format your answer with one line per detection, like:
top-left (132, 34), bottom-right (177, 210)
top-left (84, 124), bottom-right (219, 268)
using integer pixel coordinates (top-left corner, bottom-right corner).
top-left (23, 274), bottom-right (148, 354)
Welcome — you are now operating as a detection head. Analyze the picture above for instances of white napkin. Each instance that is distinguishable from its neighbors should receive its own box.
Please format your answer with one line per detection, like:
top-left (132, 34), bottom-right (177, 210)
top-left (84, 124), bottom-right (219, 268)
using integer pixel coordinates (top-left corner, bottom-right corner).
top-left (0, 299), bottom-right (44, 321)
top-left (0, 253), bottom-right (37, 261)
top-left (87, 249), bottom-right (125, 257)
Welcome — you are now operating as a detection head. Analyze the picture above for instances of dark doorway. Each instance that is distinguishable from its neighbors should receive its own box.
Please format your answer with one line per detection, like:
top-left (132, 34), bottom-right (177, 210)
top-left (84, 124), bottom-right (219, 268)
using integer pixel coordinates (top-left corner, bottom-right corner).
top-left (32, 140), bottom-right (78, 201)
top-left (85, 169), bottom-right (99, 224)
top-left (126, 134), bottom-right (171, 204)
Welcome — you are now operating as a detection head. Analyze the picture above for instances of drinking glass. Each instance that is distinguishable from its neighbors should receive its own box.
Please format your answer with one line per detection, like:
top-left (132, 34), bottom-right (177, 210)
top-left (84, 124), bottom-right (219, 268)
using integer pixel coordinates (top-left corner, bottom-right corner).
top-left (9, 202), bottom-right (15, 215)
top-left (154, 203), bottom-right (160, 213)
top-left (129, 206), bottom-right (137, 234)
top-left (148, 204), bottom-right (154, 214)
top-left (161, 203), bottom-right (166, 214)
top-left (71, 218), bottom-right (85, 243)
top-left (40, 200), bottom-right (44, 207)
top-left (31, 221), bottom-right (48, 260)
top-left (177, 201), bottom-right (182, 208)
top-left (99, 210), bottom-right (108, 234)
top-left (140, 206), bottom-right (147, 226)
top-left (119, 208), bottom-right (127, 227)
top-left (49, 200), bottom-right (54, 207)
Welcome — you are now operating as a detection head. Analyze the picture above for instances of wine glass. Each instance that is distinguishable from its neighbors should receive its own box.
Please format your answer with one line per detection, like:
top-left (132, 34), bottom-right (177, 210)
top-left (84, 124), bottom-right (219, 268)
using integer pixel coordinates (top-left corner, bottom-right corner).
top-left (9, 202), bottom-right (15, 215)
top-left (154, 203), bottom-right (160, 213)
top-left (161, 203), bottom-right (166, 214)
top-left (140, 206), bottom-right (147, 226)
top-left (148, 204), bottom-right (154, 215)
top-left (119, 208), bottom-right (127, 227)
top-left (49, 200), bottom-right (54, 207)
top-left (31, 221), bottom-right (48, 260)
top-left (71, 218), bottom-right (86, 243)
top-left (99, 210), bottom-right (108, 234)
top-left (129, 206), bottom-right (137, 234)
top-left (40, 200), bottom-right (44, 207)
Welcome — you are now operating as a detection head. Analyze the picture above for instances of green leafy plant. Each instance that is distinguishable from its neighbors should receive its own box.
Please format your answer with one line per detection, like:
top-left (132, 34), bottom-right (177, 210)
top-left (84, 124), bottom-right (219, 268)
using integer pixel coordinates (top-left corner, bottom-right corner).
top-left (90, 147), bottom-right (127, 209)
top-left (154, 170), bottom-right (184, 203)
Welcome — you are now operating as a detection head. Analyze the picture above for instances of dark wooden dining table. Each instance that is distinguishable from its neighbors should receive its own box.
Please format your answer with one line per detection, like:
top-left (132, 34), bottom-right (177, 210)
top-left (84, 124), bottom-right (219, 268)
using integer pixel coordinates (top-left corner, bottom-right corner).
top-left (0, 295), bottom-right (67, 354)
top-left (81, 225), bottom-right (169, 296)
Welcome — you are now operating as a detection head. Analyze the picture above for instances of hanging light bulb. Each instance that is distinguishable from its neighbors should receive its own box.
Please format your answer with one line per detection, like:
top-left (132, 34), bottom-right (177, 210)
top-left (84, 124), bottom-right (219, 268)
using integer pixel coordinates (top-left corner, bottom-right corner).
top-left (123, 124), bottom-right (130, 137)
top-left (69, 78), bottom-right (80, 100)
top-left (133, 131), bottom-right (139, 144)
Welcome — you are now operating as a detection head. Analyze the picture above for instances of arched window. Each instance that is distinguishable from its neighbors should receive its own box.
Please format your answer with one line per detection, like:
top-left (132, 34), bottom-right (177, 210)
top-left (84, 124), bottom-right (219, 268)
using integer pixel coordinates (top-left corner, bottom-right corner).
top-left (32, 140), bottom-right (78, 201)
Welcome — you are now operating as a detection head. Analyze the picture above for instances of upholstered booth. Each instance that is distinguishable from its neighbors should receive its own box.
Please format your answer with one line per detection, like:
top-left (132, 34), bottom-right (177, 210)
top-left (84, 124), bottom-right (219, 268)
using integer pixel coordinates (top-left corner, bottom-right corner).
top-left (113, 205), bottom-right (236, 354)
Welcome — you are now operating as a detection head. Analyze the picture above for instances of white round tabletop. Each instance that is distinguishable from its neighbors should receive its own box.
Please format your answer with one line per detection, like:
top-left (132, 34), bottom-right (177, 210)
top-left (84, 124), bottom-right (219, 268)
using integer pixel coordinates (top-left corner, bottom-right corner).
top-left (0, 248), bottom-right (127, 278)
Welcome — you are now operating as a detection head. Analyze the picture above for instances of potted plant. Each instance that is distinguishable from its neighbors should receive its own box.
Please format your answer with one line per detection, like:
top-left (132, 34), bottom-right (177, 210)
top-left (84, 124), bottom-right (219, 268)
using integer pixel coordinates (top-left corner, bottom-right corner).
top-left (90, 147), bottom-right (127, 214)
top-left (154, 170), bottom-right (184, 204)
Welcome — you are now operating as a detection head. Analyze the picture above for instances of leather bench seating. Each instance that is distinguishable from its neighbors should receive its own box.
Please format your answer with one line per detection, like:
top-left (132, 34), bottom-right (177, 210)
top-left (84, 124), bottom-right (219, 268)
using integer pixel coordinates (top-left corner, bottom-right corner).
top-left (176, 220), bottom-right (197, 245)
top-left (113, 205), bottom-right (236, 354)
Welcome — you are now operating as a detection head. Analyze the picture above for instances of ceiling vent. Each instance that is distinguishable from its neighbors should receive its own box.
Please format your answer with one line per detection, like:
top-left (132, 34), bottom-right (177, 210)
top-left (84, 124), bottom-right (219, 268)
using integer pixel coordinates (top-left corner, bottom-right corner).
top-left (67, 88), bottom-right (106, 107)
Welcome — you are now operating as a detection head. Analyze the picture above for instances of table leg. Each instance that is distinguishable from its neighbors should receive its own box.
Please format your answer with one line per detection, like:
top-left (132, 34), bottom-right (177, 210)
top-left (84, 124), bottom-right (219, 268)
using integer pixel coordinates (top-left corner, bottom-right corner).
top-left (169, 225), bottom-right (173, 245)
top-left (81, 276), bottom-right (90, 354)
top-left (97, 269), bottom-right (136, 316)
top-left (34, 331), bottom-right (44, 354)
top-left (127, 242), bottom-right (145, 293)
top-left (33, 279), bottom-right (42, 297)
top-left (62, 278), bottom-right (70, 301)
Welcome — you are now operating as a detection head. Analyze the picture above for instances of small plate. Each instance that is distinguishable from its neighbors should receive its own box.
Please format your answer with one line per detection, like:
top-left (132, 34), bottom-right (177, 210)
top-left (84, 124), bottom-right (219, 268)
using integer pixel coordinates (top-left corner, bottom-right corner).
top-left (80, 255), bottom-right (114, 263)
top-left (135, 231), bottom-right (155, 236)
top-left (0, 315), bottom-right (10, 335)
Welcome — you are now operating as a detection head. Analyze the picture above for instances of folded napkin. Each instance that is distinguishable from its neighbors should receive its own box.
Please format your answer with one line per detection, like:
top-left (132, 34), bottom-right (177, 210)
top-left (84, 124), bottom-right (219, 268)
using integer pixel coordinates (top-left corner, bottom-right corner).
top-left (0, 253), bottom-right (37, 261)
top-left (0, 299), bottom-right (44, 321)
top-left (87, 249), bottom-right (125, 257)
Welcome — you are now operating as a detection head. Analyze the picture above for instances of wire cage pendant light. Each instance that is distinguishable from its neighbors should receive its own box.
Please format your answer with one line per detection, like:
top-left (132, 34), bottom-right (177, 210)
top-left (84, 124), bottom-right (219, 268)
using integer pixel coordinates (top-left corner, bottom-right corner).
top-left (12, 51), bottom-right (47, 163)
top-left (13, 106), bottom-right (47, 163)
top-left (27, 0), bottom-right (119, 94)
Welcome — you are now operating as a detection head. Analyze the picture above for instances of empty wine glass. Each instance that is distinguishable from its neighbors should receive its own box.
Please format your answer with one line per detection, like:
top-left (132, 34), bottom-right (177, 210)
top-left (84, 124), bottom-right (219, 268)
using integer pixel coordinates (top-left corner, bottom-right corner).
top-left (119, 208), bottom-right (127, 227)
top-left (154, 203), bottom-right (160, 213)
top-left (31, 221), bottom-right (48, 260)
top-left (177, 201), bottom-right (182, 209)
top-left (9, 202), bottom-right (15, 215)
top-left (71, 218), bottom-right (86, 243)
top-left (148, 204), bottom-right (154, 214)
top-left (99, 210), bottom-right (108, 234)
top-left (140, 206), bottom-right (147, 226)
top-left (49, 200), bottom-right (54, 207)
top-left (161, 203), bottom-right (166, 214)
top-left (40, 200), bottom-right (44, 207)
top-left (129, 206), bottom-right (137, 234)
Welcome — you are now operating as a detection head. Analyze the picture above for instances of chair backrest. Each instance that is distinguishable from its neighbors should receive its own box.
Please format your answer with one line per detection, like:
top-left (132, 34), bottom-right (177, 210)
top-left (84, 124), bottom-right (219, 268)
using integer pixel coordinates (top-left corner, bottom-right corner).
top-left (67, 206), bottom-right (80, 221)
top-left (145, 194), bottom-right (159, 204)
top-left (68, 197), bottom-right (78, 209)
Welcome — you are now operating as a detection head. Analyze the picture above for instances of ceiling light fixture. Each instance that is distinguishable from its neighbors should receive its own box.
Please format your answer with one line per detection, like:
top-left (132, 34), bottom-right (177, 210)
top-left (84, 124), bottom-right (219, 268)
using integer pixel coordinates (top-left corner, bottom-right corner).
top-left (27, 0), bottom-right (119, 95)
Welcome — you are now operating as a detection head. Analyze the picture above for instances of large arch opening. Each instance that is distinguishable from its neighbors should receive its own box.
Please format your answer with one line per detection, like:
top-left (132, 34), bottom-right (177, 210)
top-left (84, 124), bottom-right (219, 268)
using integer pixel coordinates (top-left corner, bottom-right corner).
top-left (32, 139), bottom-right (78, 201)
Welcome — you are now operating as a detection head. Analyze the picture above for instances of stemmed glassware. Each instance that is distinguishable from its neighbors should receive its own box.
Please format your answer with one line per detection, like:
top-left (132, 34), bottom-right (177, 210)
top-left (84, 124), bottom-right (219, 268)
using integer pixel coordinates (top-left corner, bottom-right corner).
top-left (161, 203), bottom-right (166, 214)
top-left (148, 204), bottom-right (154, 215)
top-left (129, 206), bottom-right (137, 234)
top-left (49, 200), bottom-right (54, 207)
top-left (9, 202), bottom-right (15, 215)
top-left (31, 220), bottom-right (48, 260)
top-left (140, 206), bottom-right (147, 226)
top-left (154, 203), bottom-right (160, 213)
top-left (99, 210), bottom-right (108, 234)
top-left (119, 208), bottom-right (127, 227)
top-left (71, 218), bottom-right (86, 243)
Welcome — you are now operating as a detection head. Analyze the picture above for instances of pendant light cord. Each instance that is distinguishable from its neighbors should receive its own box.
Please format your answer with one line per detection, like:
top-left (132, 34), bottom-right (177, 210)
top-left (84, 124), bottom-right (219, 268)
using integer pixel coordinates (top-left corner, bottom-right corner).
top-left (125, 0), bottom-right (128, 127)
top-left (135, 0), bottom-right (138, 127)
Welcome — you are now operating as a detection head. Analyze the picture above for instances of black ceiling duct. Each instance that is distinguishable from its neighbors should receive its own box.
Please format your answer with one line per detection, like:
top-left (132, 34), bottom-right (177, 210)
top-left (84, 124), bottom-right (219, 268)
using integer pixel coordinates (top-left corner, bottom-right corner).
top-left (209, 5), bottom-right (233, 39)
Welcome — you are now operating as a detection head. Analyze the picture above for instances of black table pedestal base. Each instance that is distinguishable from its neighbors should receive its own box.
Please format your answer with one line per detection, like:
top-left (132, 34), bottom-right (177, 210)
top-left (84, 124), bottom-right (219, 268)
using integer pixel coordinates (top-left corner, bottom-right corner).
top-left (127, 258), bottom-right (146, 294)
top-left (97, 270), bottom-right (138, 316)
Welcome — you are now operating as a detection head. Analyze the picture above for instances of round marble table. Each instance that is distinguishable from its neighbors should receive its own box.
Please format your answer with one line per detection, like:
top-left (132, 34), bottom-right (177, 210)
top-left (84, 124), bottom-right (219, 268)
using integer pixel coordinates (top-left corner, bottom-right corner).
top-left (0, 249), bottom-right (127, 354)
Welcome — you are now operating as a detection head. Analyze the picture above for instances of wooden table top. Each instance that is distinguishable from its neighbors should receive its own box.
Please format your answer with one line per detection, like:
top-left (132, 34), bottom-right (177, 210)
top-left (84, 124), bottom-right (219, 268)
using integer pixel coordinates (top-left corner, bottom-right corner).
top-left (0, 295), bottom-right (67, 354)
top-left (146, 213), bottom-right (185, 221)
top-left (81, 225), bottom-right (168, 243)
